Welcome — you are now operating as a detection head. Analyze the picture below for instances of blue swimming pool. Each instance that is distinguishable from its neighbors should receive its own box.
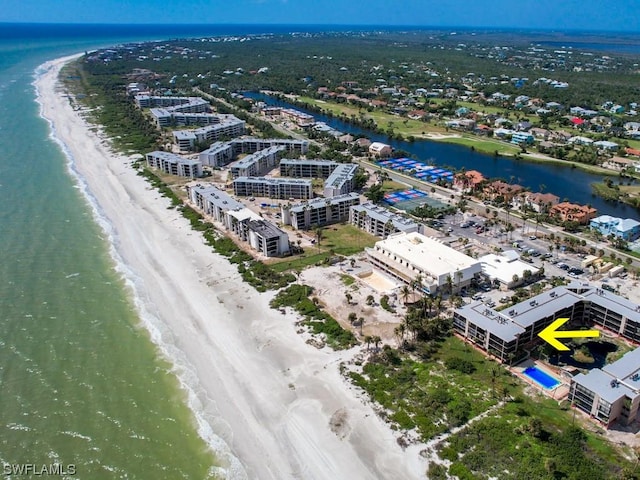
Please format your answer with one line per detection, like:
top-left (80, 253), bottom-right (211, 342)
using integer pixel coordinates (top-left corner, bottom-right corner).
top-left (523, 366), bottom-right (560, 389)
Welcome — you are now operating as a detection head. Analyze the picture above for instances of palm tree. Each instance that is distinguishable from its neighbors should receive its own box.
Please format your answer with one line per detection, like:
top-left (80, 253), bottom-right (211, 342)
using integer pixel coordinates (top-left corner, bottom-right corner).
top-left (400, 285), bottom-right (411, 305)
top-left (372, 335), bottom-right (382, 352)
top-left (345, 291), bottom-right (352, 304)
top-left (358, 317), bottom-right (365, 336)
top-left (364, 335), bottom-right (373, 351)
top-left (384, 219), bottom-right (395, 238)
top-left (348, 312), bottom-right (357, 325)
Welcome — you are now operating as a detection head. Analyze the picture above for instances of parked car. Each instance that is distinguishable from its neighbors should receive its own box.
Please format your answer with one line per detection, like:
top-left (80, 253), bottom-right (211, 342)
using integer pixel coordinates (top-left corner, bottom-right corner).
top-left (529, 235), bottom-right (538, 240)
top-left (558, 263), bottom-right (570, 270)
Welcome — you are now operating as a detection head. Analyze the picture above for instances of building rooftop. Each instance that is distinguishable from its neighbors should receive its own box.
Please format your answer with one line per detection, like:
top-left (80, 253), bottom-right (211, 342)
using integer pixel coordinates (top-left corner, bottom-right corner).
top-left (189, 184), bottom-right (244, 210)
top-left (603, 348), bottom-right (640, 384)
top-left (229, 146), bottom-right (286, 169)
top-left (325, 163), bottom-right (358, 188)
top-left (352, 203), bottom-right (418, 231)
top-left (479, 252), bottom-right (539, 285)
top-left (289, 193), bottom-right (360, 213)
top-left (573, 369), bottom-right (636, 404)
top-left (280, 158), bottom-right (338, 167)
top-left (228, 208), bottom-right (261, 222)
top-left (248, 219), bottom-right (287, 238)
top-left (375, 232), bottom-right (480, 278)
top-left (234, 176), bottom-right (313, 186)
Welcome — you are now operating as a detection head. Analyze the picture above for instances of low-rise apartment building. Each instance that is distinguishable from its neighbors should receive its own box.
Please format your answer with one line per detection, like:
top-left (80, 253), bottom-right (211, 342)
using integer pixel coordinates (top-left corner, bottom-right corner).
top-left (323, 163), bottom-right (358, 197)
top-left (570, 348), bottom-right (640, 427)
top-left (281, 193), bottom-right (360, 230)
top-left (366, 232), bottom-right (482, 295)
top-left (172, 115), bottom-right (246, 150)
top-left (146, 151), bottom-right (202, 178)
top-left (279, 159), bottom-right (339, 178)
top-left (454, 283), bottom-right (640, 365)
top-left (350, 203), bottom-right (420, 238)
top-left (229, 146), bottom-right (286, 178)
top-left (233, 177), bottom-right (313, 200)
top-left (186, 183), bottom-right (289, 257)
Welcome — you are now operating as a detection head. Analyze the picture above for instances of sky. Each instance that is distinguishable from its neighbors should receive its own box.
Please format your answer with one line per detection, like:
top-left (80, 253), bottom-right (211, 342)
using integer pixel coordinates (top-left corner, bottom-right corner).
top-left (0, 0), bottom-right (638, 33)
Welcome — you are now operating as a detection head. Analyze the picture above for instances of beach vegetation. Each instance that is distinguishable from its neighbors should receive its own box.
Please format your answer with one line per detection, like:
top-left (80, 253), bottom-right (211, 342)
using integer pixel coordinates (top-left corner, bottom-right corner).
top-left (270, 284), bottom-right (357, 349)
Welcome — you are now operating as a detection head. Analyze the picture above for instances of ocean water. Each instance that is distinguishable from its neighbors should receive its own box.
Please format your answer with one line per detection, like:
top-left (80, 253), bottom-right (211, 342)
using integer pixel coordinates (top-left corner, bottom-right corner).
top-left (0, 25), bottom-right (243, 479)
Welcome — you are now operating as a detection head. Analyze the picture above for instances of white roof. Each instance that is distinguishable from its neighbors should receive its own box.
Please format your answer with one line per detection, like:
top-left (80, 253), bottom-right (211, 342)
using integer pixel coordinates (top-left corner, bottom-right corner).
top-left (375, 232), bottom-right (481, 279)
top-left (227, 208), bottom-right (261, 222)
top-left (479, 253), bottom-right (539, 285)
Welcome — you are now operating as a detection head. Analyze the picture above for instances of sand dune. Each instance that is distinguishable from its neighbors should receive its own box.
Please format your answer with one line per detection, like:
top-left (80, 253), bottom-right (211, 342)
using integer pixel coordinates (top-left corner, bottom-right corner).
top-left (36, 55), bottom-right (425, 479)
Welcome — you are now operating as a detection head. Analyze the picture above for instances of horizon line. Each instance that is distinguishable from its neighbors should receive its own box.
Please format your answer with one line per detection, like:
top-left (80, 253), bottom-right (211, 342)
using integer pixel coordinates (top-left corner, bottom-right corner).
top-left (1, 21), bottom-right (640, 35)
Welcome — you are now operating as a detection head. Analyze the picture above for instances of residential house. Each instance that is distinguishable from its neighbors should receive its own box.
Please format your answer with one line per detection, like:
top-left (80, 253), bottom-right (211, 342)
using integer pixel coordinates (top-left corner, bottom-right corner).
top-left (369, 142), bottom-right (392, 157)
top-left (549, 202), bottom-right (597, 224)
top-left (454, 170), bottom-right (485, 192)
top-left (590, 215), bottom-right (640, 242)
top-left (524, 192), bottom-right (560, 213)
top-left (483, 181), bottom-right (525, 203)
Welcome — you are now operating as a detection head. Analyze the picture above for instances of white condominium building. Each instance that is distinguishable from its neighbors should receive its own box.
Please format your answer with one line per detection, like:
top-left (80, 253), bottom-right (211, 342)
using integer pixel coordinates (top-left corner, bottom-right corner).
top-left (281, 193), bottom-right (360, 230)
top-left (146, 151), bottom-right (202, 178)
top-left (233, 177), bottom-right (313, 200)
top-left (366, 232), bottom-right (482, 295)
top-left (323, 163), bottom-right (358, 198)
top-left (229, 146), bottom-right (286, 178)
top-left (350, 203), bottom-right (419, 238)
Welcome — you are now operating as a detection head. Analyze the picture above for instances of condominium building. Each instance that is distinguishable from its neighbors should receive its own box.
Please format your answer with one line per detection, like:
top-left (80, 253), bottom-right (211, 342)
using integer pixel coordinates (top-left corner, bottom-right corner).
top-left (186, 183), bottom-right (244, 224)
top-left (247, 220), bottom-right (290, 257)
top-left (229, 146), bottom-right (286, 178)
top-left (155, 111), bottom-right (223, 128)
top-left (146, 151), bottom-right (202, 178)
top-left (350, 203), bottom-right (420, 238)
top-left (453, 283), bottom-right (640, 365)
top-left (135, 95), bottom-right (209, 110)
top-left (279, 159), bottom-right (339, 178)
top-left (323, 163), bottom-right (358, 197)
top-left (230, 138), bottom-right (309, 156)
top-left (172, 116), bottom-right (246, 151)
top-left (366, 232), bottom-right (482, 295)
top-left (186, 183), bottom-right (289, 257)
top-left (281, 193), bottom-right (360, 230)
top-left (198, 142), bottom-right (235, 167)
top-left (569, 348), bottom-right (640, 427)
top-left (233, 177), bottom-right (313, 200)
top-left (280, 108), bottom-right (315, 127)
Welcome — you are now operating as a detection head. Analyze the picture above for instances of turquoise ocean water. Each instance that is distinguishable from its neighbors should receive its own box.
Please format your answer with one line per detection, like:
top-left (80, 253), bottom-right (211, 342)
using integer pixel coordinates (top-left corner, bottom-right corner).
top-left (0, 25), bottom-right (244, 479)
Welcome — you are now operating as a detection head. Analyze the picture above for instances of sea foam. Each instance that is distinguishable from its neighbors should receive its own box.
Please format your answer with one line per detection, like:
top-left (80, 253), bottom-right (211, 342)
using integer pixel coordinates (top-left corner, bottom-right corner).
top-left (33, 58), bottom-right (248, 480)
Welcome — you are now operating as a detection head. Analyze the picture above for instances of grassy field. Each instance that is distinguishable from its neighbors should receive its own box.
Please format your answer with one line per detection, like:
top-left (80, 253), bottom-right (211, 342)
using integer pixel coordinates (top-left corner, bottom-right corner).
top-left (268, 223), bottom-right (378, 272)
top-left (321, 223), bottom-right (378, 255)
top-left (437, 134), bottom-right (521, 156)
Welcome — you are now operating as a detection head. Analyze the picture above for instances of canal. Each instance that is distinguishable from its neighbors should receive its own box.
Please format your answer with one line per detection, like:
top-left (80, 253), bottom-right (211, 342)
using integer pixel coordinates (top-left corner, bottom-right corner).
top-left (245, 92), bottom-right (639, 220)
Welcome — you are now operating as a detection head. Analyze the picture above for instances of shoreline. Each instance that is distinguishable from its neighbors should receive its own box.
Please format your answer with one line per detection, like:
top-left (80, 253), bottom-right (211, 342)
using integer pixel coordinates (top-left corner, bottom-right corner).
top-left (35, 55), bottom-right (425, 479)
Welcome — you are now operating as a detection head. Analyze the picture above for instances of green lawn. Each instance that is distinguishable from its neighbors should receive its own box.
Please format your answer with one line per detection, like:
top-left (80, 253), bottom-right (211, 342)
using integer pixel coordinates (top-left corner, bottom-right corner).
top-left (437, 135), bottom-right (520, 156)
top-left (321, 223), bottom-right (378, 256)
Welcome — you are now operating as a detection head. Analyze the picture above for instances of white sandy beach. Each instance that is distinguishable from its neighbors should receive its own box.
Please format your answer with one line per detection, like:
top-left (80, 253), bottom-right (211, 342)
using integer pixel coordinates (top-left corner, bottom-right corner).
top-left (36, 55), bottom-right (426, 479)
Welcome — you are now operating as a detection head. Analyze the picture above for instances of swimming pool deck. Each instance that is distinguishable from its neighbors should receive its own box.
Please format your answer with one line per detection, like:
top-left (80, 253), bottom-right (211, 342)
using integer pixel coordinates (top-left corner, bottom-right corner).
top-left (514, 359), bottom-right (569, 400)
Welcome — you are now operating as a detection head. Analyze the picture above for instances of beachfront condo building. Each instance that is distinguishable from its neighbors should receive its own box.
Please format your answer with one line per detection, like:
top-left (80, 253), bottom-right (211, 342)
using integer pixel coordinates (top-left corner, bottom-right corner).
top-left (229, 146), bottom-right (287, 178)
top-left (569, 348), bottom-right (640, 427)
top-left (323, 164), bottom-right (358, 198)
top-left (350, 203), bottom-right (420, 238)
top-left (366, 232), bottom-right (482, 295)
top-left (453, 283), bottom-right (640, 365)
top-left (186, 183), bottom-right (290, 257)
top-left (280, 193), bottom-right (360, 230)
top-left (279, 159), bottom-right (339, 178)
top-left (146, 151), bottom-right (202, 178)
top-left (186, 183), bottom-right (244, 224)
top-left (233, 177), bottom-right (313, 200)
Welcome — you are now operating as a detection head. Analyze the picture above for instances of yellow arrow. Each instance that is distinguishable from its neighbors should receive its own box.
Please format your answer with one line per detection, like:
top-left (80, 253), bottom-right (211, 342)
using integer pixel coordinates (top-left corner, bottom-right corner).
top-left (538, 317), bottom-right (600, 351)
